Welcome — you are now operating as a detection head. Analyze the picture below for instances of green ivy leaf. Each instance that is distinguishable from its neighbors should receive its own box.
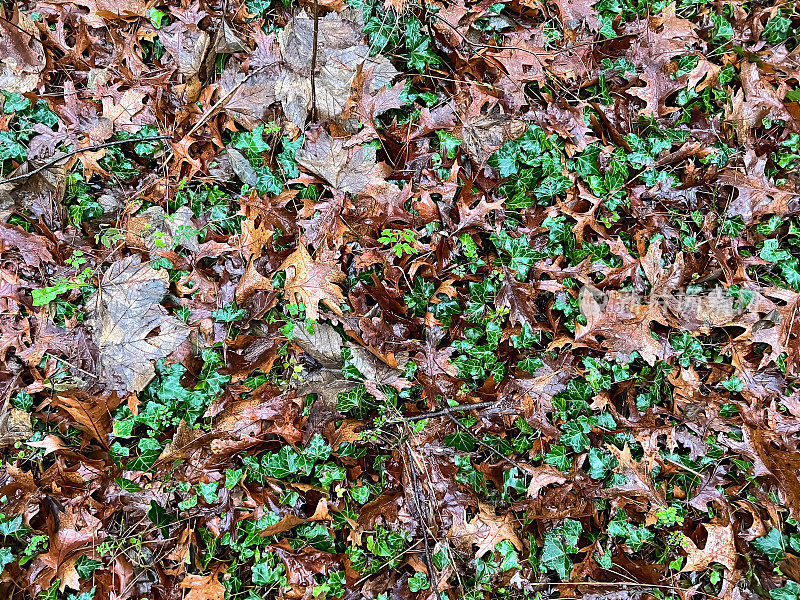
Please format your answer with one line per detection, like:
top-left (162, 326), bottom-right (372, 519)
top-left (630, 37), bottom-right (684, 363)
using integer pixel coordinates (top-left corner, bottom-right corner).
top-left (754, 528), bottom-right (787, 563)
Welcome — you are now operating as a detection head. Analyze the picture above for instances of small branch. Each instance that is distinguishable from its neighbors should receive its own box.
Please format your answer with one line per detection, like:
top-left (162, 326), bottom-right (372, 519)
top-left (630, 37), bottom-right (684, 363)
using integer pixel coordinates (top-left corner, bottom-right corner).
top-left (0, 135), bottom-right (172, 185)
top-left (445, 413), bottom-right (531, 476)
top-left (404, 443), bottom-right (443, 600)
top-left (388, 400), bottom-right (499, 423)
top-left (310, 0), bottom-right (320, 122)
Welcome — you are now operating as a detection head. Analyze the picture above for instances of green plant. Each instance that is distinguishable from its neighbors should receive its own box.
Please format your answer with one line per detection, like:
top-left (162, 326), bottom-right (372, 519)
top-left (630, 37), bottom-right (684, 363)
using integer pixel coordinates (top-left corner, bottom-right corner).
top-left (111, 350), bottom-right (230, 470)
top-left (31, 250), bottom-right (94, 307)
top-left (540, 519), bottom-right (582, 579)
top-left (379, 228), bottom-right (418, 258)
top-left (408, 571), bottom-right (429, 592)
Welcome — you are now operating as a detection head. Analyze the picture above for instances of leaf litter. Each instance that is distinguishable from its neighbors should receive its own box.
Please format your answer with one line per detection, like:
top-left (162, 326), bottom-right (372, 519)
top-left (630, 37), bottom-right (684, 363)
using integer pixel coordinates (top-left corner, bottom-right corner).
top-left (0, 0), bottom-right (799, 599)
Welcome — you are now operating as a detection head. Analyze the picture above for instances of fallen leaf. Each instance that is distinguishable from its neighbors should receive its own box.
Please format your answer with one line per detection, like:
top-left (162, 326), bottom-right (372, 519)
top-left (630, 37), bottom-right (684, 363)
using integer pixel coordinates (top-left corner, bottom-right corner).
top-left (526, 465), bottom-right (568, 498)
top-left (296, 129), bottom-right (377, 195)
top-left (180, 567), bottom-right (226, 600)
top-left (220, 11), bottom-right (398, 129)
top-left (276, 244), bottom-right (346, 320)
top-left (0, 10), bottom-right (45, 94)
top-left (449, 501), bottom-right (523, 558)
top-left (87, 255), bottom-right (191, 394)
top-left (680, 524), bottom-right (738, 573)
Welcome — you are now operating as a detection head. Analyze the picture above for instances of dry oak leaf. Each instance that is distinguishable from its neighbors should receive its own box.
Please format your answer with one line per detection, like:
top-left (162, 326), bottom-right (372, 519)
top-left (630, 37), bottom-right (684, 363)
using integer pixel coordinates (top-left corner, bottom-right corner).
top-left (449, 501), bottom-right (522, 558)
top-left (87, 255), bottom-right (191, 394)
top-left (680, 524), bottom-right (738, 573)
top-left (31, 506), bottom-right (104, 594)
top-left (73, 0), bottom-right (149, 25)
top-left (180, 567), bottom-right (226, 600)
top-left (157, 419), bottom-right (207, 463)
top-left (721, 150), bottom-right (800, 224)
top-left (258, 498), bottom-right (331, 537)
top-left (0, 10), bottom-right (45, 94)
top-left (0, 222), bottom-right (55, 268)
top-left (727, 60), bottom-right (794, 143)
top-left (622, 5), bottom-right (704, 117)
top-left (604, 444), bottom-right (667, 524)
top-left (99, 86), bottom-right (148, 135)
top-left (0, 155), bottom-right (68, 223)
top-left (526, 465), bottom-right (568, 498)
top-left (255, 245), bottom-right (347, 321)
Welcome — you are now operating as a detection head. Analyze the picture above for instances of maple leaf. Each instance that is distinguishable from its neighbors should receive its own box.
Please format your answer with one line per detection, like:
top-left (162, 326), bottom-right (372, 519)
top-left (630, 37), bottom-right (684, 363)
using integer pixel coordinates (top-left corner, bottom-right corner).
top-left (219, 11), bottom-right (398, 129)
top-left (87, 256), bottom-right (191, 394)
top-left (448, 501), bottom-right (522, 558)
top-left (296, 129), bottom-right (377, 195)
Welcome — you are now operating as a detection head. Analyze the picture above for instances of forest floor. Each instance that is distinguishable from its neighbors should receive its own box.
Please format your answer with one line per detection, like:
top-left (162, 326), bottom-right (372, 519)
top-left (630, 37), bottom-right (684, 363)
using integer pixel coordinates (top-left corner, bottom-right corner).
top-left (1, 0), bottom-right (800, 599)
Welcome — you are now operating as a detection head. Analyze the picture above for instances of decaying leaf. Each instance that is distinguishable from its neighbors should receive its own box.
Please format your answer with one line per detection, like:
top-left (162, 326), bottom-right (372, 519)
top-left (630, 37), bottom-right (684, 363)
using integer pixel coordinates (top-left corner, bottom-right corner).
top-left (180, 567), bottom-right (226, 600)
top-left (87, 255), bottom-right (191, 394)
top-left (0, 10), bottom-right (45, 94)
top-left (680, 524), bottom-right (738, 573)
top-left (449, 501), bottom-right (523, 558)
top-left (125, 205), bottom-right (199, 253)
top-left (296, 129), bottom-right (377, 194)
top-left (220, 10), bottom-right (398, 129)
top-left (0, 403), bottom-right (32, 445)
top-left (526, 465), bottom-right (568, 498)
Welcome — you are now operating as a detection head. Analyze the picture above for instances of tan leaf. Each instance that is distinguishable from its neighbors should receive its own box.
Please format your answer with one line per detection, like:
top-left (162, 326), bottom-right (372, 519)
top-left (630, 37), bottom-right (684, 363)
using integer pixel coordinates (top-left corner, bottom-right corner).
top-left (100, 88), bottom-right (147, 134)
top-left (0, 10), bottom-right (45, 94)
top-left (258, 498), bottom-right (331, 537)
top-left (125, 206), bottom-right (199, 253)
top-left (277, 245), bottom-right (346, 321)
top-left (157, 420), bottom-right (207, 463)
top-left (0, 403), bottom-right (32, 446)
top-left (219, 11), bottom-right (397, 130)
top-left (50, 392), bottom-right (120, 446)
top-left (26, 434), bottom-right (69, 455)
top-left (180, 568), bottom-right (226, 600)
top-left (680, 524), bottom-right (738, 573)
top-left (87, 256), bottom-right (191, 394)
top-left (449, 501), bottom-right (522, 558)
top-left (296, 129), bottom-right (377, 195)
top-left (31, 507), bottom-right (104, 593)
top-left (526, 465), bottom-right (568, 498)
top-left (604, 444), bottom-right (667, 524)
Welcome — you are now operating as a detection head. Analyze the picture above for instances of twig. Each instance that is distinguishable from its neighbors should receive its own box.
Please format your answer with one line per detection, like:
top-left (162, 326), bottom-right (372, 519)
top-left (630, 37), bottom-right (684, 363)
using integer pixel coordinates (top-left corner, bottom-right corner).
top-left (404, 443), bottom-right (443, 600)
top-left (0, 136), bottom-right (172, 185)
top-left (386, 400), bottom-right (499, 423)
top-left (445, 413), bottom-right (531, 476)
top-left (310, 0), bottom-right (320, 122)
top-left (45, 353), bottom-right (98, 380)
top-left (183, 64), bottom-right (270, 139)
